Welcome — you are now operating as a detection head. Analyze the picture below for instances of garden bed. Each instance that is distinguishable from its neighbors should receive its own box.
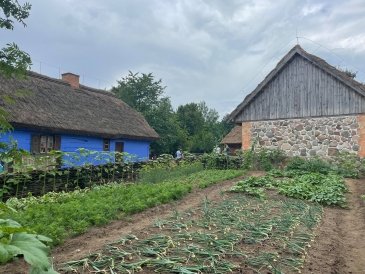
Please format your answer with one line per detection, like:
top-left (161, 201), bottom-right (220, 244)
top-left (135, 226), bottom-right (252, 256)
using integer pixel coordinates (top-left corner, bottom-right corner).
top-left (0, 170), bottom-right (365, 273)
top-left (4, 169), bottom-right (245, 246)
top-left (55, 173), bottom-right (365, 274)
top-left (60, 183), bottom-right (322, 273)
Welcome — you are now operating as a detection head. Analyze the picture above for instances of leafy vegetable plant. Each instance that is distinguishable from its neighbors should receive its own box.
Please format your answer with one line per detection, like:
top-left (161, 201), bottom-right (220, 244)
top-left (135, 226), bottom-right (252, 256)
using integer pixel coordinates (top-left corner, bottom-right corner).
top-left (230, 173), bottom-right (348, 207)
top-left (0, 203), bottom-right (56, 273)
top-left (278, 173), bottom-right (347, 206)
top-left (4, 169), bottom-right (244, 246)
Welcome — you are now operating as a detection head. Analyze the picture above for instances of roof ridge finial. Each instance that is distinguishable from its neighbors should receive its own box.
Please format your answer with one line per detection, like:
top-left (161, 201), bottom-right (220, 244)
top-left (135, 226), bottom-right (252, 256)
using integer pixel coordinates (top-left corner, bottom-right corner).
top-left (296, 28), bottom-right (299, 45)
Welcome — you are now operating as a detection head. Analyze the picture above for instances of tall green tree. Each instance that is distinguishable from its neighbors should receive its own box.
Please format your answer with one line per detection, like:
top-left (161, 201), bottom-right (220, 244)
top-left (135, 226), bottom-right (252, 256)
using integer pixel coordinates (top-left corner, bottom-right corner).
top-left (219, 113), bottom-right (235, 138)
top-left (176, 102), bottom-right (225, 153)
top-left (112, 72), bottom-right (235, 155)
top-left (0, 0), bottom-right (32, 76)
top-left (147, 98), bottom-right (189, 155)
top-left (0, 0), bottom-right (32, 131)
top-left (198, 101), bottom-right (219, 126)
top-left (176, 103), bottom-right (205, 136)
top-left (112, 71), bottom-right (166, 116)
top-left (112, 72), bottom-right (186, 155)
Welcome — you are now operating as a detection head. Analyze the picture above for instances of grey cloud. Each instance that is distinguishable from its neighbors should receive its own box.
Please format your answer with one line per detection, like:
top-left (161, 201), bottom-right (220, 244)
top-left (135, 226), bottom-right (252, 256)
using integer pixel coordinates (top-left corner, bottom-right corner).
top-left (3, 0), bottom-right (365, 116)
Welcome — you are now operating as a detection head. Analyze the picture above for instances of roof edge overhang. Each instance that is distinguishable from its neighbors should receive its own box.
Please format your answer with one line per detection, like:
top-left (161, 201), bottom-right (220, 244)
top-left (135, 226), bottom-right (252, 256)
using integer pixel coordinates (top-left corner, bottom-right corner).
top-left (220, 141), bottom-right (241, 145)
top-left (9, 122), bottom-right (159, 141)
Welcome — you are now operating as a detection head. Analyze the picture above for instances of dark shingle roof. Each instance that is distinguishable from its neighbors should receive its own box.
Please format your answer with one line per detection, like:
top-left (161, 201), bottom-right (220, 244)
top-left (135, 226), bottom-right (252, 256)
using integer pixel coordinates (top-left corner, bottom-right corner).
top-left (0, 71), bottom-right (159, 140)
top-left (221, 126), bottom-right (241, 144)
top-left (229, 45), bottom-right (365, 121)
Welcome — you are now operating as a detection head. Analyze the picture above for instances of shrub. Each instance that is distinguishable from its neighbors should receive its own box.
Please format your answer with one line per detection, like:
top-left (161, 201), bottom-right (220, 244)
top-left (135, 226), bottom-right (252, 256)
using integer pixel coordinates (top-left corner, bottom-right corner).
top-left (331, 152), bottom-right (361, 178)
top-left (200, 153), bottom-right (244, 170)
top-left (285, 156), bottom-right (332, 174)
top-left (253, 148), bottom-right (286, 171)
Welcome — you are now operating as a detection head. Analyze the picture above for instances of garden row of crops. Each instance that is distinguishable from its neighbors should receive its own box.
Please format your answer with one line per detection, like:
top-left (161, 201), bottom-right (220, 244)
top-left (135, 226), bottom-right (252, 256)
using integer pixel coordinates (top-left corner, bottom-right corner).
top-left (231, 171), bottom-right (348, 207)
top-left (3, 169), bottom-right (245, 246)
top-left (0, 151), bottom-right (355, 272)
top-left (59, 160), bottom-right (350, 273)
top-left (61, 192), bottom-right (322, 273)
top-left (1, 148), bottom-right (360, 201)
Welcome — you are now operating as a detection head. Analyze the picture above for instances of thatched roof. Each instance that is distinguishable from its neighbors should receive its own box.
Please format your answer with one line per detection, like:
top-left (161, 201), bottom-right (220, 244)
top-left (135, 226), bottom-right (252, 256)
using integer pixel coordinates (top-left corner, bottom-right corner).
top-left (0, 71), bottom-right (159, 140)
top-left (229, 45), bottom-right (365, 121)
top-left (221, 126), bottom-right (241, 144)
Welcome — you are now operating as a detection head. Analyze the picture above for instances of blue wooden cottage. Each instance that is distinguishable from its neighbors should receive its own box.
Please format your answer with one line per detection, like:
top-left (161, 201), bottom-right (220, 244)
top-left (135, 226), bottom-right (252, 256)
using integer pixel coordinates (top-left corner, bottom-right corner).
top-left (0, 71), bottom-right (159, 165)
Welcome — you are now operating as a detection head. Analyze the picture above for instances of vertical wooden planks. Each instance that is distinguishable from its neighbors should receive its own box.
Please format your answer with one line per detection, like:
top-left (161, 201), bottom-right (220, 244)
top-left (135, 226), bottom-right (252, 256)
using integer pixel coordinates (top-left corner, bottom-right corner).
top-left (236, 54), bottom-right (365, 122)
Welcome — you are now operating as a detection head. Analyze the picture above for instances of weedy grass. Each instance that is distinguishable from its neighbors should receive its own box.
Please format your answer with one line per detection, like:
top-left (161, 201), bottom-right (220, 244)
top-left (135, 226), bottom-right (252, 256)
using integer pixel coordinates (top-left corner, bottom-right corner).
top-left (4, 169), bottom-right (244, 245)
top-left (285, 157), bottom-right (333, 175)
top-left (61, 193), bottom-right (322, 274)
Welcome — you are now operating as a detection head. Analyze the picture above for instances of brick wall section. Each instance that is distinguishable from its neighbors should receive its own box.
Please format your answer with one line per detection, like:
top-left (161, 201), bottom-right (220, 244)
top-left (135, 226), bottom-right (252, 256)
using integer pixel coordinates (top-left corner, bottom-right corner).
top-left (242, 122), bottom-right (252, 150)
top-left (357, 115), bottom-right (365, 157)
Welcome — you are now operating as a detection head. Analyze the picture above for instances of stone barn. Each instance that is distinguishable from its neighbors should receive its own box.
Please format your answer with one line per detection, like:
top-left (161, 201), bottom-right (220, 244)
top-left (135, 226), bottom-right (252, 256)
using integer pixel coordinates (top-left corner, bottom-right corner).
top-left (229, 45), bottom-right (365, 158)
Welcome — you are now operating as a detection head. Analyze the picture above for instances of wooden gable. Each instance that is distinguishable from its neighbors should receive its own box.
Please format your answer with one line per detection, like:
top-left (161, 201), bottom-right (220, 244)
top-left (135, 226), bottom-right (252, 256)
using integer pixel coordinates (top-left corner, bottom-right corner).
top-left (231, 46), bottom-right (365, 122)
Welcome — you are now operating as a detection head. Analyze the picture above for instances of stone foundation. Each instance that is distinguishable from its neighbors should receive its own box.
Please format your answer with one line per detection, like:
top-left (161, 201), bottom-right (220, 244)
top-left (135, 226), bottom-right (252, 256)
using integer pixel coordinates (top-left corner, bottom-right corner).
top-left (245, 115), bottom-right (361, 157)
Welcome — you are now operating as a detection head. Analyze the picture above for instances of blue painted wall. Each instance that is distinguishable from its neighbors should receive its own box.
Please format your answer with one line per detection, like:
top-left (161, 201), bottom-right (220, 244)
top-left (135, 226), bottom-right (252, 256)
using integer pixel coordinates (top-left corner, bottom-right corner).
top-left (111, 139), bottom-right (150, 161)
top-left (0, 129), bottom-right (151, 166)
top-left (0, 130), bottom-right (32, 151)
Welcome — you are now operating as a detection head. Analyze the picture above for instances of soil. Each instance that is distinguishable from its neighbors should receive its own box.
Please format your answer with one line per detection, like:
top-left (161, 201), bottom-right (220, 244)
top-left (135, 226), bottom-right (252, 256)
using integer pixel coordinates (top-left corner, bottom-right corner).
top-left (303, 178), bottom-right (365, 274)
top-left (2, 172), bottom-right (364, 274)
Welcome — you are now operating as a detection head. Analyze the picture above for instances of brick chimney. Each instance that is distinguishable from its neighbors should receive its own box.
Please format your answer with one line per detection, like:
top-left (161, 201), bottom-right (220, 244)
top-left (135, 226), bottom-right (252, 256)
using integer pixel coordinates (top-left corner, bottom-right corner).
top-left (62, 72), bottom-right (80, 89)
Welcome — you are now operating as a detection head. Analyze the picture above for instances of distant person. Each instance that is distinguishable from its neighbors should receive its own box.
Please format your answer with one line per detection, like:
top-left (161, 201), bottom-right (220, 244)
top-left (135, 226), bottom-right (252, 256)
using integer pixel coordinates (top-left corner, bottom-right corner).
top-left (175, 148), bottom-right (182, 160)
top-left (224, 145), bottom-right (230, 155)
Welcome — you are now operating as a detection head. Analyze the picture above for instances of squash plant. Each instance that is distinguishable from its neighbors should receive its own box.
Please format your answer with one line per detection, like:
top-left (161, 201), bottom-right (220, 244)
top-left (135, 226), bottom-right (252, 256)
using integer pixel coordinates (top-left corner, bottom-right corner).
top-left (0, 203), bottom-right (56, 273)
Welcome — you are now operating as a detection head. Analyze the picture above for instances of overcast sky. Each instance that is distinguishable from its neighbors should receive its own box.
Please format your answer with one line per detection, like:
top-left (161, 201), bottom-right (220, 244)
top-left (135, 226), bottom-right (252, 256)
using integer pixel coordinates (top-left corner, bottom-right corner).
top-left (2, 0), bottom-right (365, 118)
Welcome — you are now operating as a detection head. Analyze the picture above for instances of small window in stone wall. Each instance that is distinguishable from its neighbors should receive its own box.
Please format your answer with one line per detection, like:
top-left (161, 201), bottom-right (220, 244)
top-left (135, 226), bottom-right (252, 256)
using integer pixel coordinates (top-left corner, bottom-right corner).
top-left (103, 139), bottom-right (110, 151)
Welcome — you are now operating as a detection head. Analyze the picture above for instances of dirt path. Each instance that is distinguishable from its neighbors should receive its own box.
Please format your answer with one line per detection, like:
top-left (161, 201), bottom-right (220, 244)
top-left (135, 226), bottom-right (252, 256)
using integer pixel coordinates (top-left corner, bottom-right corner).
top-left (303, 178), bottom-right (365, 274)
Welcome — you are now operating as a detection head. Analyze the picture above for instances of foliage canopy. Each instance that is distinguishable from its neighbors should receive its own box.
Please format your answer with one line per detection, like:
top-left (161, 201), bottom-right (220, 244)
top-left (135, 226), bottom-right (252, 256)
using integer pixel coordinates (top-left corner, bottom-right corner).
top-left (0, 0), bottom-right (32, 76)
top-left (112, 72), bottom-right (233, 155)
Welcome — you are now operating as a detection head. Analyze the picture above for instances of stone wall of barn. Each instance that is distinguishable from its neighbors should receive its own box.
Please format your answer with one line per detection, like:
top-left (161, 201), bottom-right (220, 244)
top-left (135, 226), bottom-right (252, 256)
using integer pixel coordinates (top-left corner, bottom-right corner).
top-left (242, 115), bottom-right (365, 157)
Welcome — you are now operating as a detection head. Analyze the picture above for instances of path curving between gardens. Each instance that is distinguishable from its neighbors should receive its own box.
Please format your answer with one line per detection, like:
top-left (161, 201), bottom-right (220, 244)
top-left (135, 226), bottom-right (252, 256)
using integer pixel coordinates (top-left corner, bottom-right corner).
top-left (303, 178), bottom-right (365, 274)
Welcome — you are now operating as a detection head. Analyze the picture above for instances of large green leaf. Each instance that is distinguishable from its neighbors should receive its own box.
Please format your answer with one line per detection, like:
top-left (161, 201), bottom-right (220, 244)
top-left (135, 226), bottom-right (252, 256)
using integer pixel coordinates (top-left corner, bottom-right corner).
top-left (0, 218), bottom-right (22, 228)
top-left (0, 203), bottom-right (16, 215)
top-left (0, 244), bottom-right (13, 263)
top-left (3, 232), bottom-right (51, 270)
